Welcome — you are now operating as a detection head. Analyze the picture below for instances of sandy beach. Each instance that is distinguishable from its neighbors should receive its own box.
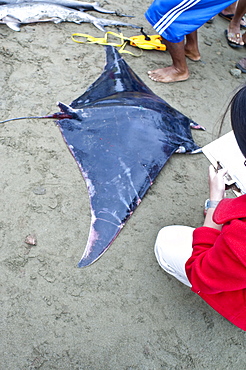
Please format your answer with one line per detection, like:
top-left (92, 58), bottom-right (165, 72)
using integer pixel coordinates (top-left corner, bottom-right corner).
top-left (1, 1), bottom-right (246, 368)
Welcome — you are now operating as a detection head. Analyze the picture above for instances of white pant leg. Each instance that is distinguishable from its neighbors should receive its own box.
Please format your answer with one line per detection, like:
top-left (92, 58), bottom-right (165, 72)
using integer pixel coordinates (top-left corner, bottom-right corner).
top-left (154, 225), bottom-right (194, 287)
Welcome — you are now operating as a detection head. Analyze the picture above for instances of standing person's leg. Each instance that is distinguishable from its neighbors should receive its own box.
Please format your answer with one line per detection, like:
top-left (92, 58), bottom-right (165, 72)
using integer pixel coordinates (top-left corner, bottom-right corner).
top-left (219, 0), bottom-right (246, 28)
top-left (154, 225), bottom-right (194, 287)
top-left (220, 1), bottom-right (237, 16)
top-left (226, 0), bottom-right (246, 45)
top-left (148, 39), bottom-right (190, 83)
top-left (148, 30), bottom-right (200, 83)
top-left (184, 31), bottom-right (201, 61)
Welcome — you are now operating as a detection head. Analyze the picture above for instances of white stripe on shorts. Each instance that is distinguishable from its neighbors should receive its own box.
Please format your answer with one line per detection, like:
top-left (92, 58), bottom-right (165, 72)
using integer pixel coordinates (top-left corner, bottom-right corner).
top-left (155, 0), bottom-right (201, 34)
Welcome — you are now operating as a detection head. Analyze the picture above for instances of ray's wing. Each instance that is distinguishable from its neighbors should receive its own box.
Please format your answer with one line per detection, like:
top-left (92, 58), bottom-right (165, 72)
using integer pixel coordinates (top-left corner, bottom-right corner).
top-left (57, 46), bottom-right (200, 267)
top-left (70, 46), bottom-right (155, 108)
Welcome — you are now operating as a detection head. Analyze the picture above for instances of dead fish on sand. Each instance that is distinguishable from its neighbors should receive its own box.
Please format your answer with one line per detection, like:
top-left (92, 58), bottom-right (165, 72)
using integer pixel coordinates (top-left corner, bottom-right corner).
top-left (0, 0), bottom-right (131, 16)
top-left (0, 46), bottom-right (204, 267)
top-left (0, 2), bottom-right (139, 31)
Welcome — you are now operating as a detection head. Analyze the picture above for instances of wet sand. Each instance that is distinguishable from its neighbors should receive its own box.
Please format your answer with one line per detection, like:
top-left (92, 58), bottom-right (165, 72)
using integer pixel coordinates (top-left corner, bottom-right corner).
top-left (1, 1), bottom-right (246, 369)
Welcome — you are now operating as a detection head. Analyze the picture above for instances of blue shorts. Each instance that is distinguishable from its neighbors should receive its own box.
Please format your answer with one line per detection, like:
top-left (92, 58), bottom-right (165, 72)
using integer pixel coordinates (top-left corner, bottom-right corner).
top-left (145, 0), bottom-right (235, 43)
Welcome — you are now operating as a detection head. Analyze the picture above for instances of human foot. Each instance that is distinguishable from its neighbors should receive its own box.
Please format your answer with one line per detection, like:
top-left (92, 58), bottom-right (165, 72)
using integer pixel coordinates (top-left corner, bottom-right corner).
top-left (184, 49), bottom-right (201, 62)
top-left (224, 29), bottom-right (244, 47)
top-left (148, 66), bottom-right (189, 83)
top-left (236, 58), bottom-right (246, 73)
top-left (184, 31), bottom-right (200, 61)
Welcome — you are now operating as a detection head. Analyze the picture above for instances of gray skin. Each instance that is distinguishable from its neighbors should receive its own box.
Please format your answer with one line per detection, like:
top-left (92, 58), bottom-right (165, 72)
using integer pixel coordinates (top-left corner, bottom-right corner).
top-left (0, 2), bottom-right (139, 31)
top-left (0, 0), bottom-right (132, 16)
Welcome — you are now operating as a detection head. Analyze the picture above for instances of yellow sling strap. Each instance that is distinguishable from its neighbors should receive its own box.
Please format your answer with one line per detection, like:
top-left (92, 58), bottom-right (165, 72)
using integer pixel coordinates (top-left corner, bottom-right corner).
top-left (71, 31), bottom-right (166, 57)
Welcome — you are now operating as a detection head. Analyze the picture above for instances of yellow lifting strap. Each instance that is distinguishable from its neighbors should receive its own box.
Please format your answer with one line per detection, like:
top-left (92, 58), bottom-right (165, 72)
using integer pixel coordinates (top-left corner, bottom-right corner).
top-left (71, 31), bottom-right (166, 57)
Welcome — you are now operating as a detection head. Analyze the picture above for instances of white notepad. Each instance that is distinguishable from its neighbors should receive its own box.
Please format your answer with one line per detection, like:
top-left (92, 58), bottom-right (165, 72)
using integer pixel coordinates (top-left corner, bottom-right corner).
top-left (202, 131), bottom-right (246, 195)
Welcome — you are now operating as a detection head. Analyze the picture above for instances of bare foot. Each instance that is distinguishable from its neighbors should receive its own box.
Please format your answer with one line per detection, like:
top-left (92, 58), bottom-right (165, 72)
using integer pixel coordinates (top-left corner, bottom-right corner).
top-left (184, 33), bottom-right (201, 61)
top-left (184, 49), bottom-right (201, 62)
top-left (148, 66), bottom-right (189, 83)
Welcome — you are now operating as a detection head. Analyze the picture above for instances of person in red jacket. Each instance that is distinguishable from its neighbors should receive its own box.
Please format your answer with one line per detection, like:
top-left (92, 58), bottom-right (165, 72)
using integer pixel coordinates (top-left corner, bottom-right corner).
top-left (154, 83), bottom-right (246, 331)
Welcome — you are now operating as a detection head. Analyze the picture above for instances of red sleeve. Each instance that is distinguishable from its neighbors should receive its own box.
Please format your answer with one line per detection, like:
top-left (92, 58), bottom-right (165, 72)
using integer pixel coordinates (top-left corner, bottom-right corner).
top-left (185, 220), bottom-right (246, 294)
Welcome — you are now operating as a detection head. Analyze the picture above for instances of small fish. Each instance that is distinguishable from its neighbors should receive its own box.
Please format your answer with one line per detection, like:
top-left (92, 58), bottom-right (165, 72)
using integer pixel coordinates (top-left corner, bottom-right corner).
top-left (0, 0), bottom-right (131, 16)
top-left (0, 2), bottom-right (139, 31)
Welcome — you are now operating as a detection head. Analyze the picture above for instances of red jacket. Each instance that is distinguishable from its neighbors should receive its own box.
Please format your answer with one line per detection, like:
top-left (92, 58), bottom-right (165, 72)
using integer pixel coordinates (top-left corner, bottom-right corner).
top-left (185, 194), bottom-right (246, 331)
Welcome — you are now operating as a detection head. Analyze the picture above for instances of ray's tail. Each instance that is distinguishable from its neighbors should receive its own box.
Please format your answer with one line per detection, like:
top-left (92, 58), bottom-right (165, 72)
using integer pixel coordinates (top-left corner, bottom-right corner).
top-left (0, 111), bottom-right (73, 124)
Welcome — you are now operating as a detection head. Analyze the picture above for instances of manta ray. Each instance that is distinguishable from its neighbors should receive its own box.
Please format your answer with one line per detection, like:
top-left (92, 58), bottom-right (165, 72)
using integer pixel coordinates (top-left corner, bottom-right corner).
top-left (52, 46), bottom-right (202, 267)
top-left (1, 46), bottom-right (202, 267)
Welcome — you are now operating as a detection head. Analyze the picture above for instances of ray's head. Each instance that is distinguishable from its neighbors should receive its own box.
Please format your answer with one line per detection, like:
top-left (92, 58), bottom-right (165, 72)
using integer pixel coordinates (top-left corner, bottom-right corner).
top-left (230, 84), bottom-right (246, 158)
